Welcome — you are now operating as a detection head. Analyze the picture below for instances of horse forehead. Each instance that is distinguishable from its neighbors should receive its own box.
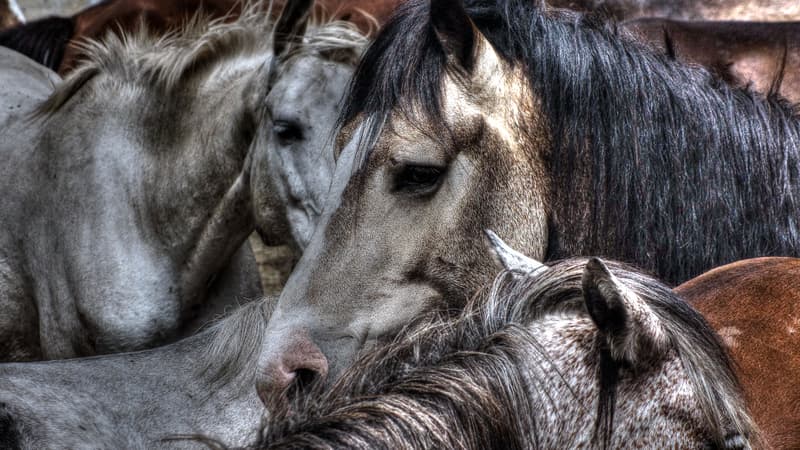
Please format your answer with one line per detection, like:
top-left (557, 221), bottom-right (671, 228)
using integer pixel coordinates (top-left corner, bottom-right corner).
top-left (273, 58), bottom-right (351, 107)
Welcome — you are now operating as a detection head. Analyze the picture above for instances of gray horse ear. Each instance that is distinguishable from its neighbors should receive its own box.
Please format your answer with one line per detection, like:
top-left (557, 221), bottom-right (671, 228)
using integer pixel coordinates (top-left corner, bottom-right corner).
top-left (484, 230), bottom-right (547, 274)
top-left (430, 0), bottom-right (476, 70)
top-left (273, 0), bottom-right (313, 57)
top-left (582, 258), bottom-right (669, 365)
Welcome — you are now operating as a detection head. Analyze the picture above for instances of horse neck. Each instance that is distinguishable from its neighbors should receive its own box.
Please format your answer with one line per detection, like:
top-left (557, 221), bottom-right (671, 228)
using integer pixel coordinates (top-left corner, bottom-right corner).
top-left (17, 57), bottom-right (267, 357)
top-left (537, 19), bottom-right (800, 284)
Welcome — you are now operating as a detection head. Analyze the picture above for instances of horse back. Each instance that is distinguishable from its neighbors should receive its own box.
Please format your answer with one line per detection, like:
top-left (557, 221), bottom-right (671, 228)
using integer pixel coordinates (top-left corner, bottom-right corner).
top-left (676, 257), bottom-right (800, 449)
top-left (625, 19), bottom-right (800, 103)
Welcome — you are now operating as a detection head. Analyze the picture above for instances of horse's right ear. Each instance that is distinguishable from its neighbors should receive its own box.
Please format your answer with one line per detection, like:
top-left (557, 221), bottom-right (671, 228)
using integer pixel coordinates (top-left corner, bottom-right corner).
top-left (430, 0), bottom-right (476, 71)
top-left (273, 0), bottom-right (313, 57)
top-left (582, 258), bottom-right (670, 366)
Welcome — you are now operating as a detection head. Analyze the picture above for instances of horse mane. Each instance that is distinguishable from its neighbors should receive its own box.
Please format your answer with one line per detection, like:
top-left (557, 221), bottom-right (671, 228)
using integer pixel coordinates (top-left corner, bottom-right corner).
top-left (35, 2), bottom-right (366, 118)
top-left (196, 299), bottom-right (272, 394)
top-left (260, 259), bottom-right (757, 448)
top-left (341, 0), bottom-right (800, 284)
top-left (0, 15), bottom-right (74, 71)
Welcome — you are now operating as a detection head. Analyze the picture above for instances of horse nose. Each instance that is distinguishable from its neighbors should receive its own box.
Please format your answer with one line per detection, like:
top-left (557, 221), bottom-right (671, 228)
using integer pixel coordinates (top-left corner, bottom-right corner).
top-left (256, 332), bottom-right (329, 405)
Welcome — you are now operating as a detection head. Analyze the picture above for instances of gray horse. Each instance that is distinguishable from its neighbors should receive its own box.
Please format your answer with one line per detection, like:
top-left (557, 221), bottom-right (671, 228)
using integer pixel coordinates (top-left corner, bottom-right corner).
top-left (0, 3), bottom-right (364, 361)
top-left (0, 10), bottom-right (367, 450)
top-left (258, 245), bottom-right (758, 448)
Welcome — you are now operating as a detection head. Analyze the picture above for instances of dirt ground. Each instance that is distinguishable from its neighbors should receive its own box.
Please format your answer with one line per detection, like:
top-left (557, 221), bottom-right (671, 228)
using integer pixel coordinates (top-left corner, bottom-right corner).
top-left (16, 0), bottom-right (298, 295)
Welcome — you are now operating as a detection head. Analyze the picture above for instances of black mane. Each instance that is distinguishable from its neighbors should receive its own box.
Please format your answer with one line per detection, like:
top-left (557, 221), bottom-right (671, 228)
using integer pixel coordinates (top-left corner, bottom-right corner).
top-left (342, 0), bottom-right (800, 284)
top-left (0, 16), bottom-right (74, 71)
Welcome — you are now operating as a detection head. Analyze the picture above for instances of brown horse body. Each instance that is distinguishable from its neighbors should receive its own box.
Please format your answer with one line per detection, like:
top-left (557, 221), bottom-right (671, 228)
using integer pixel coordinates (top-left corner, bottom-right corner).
top-left (677, 258), bottom-right (800, 449)
top-left (550, 0), bottom-right (800, 21)
top-left (625, 19), bottom-right (800, 104)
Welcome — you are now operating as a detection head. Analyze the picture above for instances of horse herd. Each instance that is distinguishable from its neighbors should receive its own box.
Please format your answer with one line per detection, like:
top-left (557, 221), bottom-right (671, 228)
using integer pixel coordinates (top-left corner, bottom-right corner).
top-left (0, 0), bottom-right (799, 448)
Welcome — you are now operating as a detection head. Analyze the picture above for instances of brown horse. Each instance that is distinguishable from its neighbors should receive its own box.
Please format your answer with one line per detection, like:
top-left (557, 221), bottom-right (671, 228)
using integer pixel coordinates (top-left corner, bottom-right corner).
top-left (549, 0), bottom-right (800, 21)
top-left (625, 19), bottom-right (800, 104)
top-left (0, 0), bottom-right (403, 74)
top-left (677, 258), bottom-right (800, 450)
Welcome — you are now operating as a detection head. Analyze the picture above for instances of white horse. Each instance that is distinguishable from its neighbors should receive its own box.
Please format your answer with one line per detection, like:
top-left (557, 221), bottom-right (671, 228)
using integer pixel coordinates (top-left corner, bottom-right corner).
top-left (0, 2), bottom-right (365, 361)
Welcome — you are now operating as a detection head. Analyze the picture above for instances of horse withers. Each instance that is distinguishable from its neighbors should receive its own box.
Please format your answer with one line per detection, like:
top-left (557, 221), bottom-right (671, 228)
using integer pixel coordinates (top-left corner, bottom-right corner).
top-left (256, 0), bottom-right (800, 395)
top-left (0, 2), bottom-right (365, 361)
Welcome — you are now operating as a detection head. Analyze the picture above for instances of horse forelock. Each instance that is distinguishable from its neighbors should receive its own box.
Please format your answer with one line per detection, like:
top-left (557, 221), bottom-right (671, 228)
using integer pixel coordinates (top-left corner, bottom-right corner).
top-left (261, 259), bottom-right (757, 448)
top-left (272, 19), bottom-right (368, 78)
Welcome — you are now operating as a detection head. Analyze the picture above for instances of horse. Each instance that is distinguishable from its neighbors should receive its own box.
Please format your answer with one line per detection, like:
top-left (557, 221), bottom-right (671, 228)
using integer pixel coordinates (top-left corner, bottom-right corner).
top-left (254, 0), bottom-right (800, 395)
top-left (549, 0), bottom-right (800, 21)
top-left (0, 2), bottom-right (365, 361)
top-left (0, 301), bottom-right (267, 448)
top-left (0, 251), bottom-right (757, 448)
top-left (0, 12), bottom-right (367, 450)
top-left (676, 257), bottom-right (800, 449)
top-left (254, 253), bottom-right (757, 448)
top-left (0, 0), bottom-right (400, 75)
top-left (0, 0), bottom-right (23, 30)
top-left (625, 19), bottom-right (800, 104)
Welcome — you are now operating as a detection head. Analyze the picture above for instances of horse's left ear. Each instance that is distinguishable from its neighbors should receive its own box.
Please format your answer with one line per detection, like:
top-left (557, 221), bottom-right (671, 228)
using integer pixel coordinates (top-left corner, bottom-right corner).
top-left (273, 0), bottom-right (313, 57)
top-left (582, 258), bottom-right (670, 366)
top-left (430, 0), bottom-right (476, 70)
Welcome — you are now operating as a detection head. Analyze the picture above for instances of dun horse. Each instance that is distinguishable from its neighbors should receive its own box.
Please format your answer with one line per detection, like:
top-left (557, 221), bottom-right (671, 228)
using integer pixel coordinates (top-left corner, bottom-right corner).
top-left (0, 2), bottom-right (365, 361)
top-left (256, 0), bottom-right (800, 395)
top-left (256, 254), bottom-right (757, 449)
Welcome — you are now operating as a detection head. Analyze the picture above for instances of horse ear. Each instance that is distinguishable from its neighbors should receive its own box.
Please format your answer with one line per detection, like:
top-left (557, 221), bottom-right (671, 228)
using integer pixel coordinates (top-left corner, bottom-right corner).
top-left (430, 0), bottom-right (506, 90)
top-left (430, 0), bottom-right (476, 70)
top-left (273, 0), bottom-right (313, 57)
top-left (582, 258), bottom-right (669, 365)
top-left (484, 230), bottom-right (548, 275)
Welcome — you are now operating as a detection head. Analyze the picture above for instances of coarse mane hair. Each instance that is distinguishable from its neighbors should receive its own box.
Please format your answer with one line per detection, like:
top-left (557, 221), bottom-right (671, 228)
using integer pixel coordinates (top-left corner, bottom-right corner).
top-left (341, 0), bottom-right (800, 284)
top-left (257, 259), bottom-right (758, 449)
top-left (35, 2), bottom-right (366, 117)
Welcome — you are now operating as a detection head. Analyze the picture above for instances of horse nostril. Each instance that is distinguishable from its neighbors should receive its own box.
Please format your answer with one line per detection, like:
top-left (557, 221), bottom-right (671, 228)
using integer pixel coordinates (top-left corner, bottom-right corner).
top-left (256, 334), bottom-right (329, 406)
top-left (290, 367), bottom-right (324, 394)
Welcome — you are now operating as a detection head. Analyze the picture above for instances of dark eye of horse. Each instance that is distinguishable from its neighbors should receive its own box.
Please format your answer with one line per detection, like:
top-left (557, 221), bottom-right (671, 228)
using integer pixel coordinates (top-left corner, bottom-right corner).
top-left (273, 120), bottom-right (303, 144)
top-left (393, 165), bottom-right (445, 196)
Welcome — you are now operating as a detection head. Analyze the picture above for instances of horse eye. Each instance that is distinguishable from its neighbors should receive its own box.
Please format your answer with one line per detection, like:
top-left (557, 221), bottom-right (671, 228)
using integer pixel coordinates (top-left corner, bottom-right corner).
top-left (393, 165), bottom-right (445, 195)
top-left (273, 120), bottom-right (303, 144)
